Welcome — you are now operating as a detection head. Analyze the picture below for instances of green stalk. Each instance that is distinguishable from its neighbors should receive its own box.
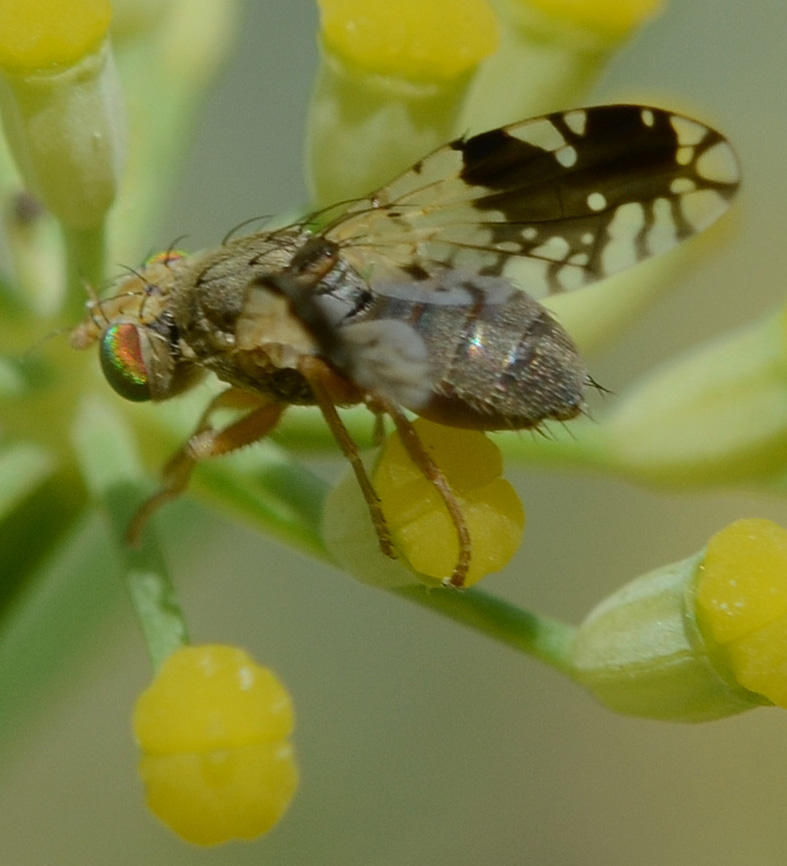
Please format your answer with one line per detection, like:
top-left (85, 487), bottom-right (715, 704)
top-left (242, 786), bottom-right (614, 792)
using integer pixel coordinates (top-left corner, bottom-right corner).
top-left (62, 223), bottom-right (107, 321)
top-left (70, 394), bottom-right (188, 670)
top-left (395, 584), bottom-right (578, 675)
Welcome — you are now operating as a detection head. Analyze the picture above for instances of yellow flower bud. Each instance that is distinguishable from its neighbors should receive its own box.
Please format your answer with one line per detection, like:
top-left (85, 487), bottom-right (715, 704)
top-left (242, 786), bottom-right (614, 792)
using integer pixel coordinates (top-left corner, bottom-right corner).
top-left (0, 29), bottom-right (123, 230)
top-left (514, 0), bottom-right (663, 42)
top-left (323, 419), bottom-right (525, 588)
top-left (375, 420), bottom-right (524, 585)
top-left (572, 551), bottom-right (766, 722)
top-left (696, 519), bottom-right (787, 709)
top-left (0, 0), bottom-right (111, 72)
top-left (460, 0), bottom-right (661, 131)
top-left (318, 0), bottom-right (498, 81)
top-left (308, 0), bottom-right (498, 205)
top-left (134, 645), bottom-right (298, 846)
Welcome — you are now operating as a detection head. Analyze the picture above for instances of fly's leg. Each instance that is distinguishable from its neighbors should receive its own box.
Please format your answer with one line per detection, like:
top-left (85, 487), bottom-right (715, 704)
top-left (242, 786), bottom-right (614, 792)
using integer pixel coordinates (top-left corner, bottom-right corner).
top-left (382, 402), bottom-right (471, 589)
top-left (370, 411), bottom-right (387, 447)
top-left (126, 388), bottom-right (284, 544)
top-left (298, 356), bottom-right (395, 561)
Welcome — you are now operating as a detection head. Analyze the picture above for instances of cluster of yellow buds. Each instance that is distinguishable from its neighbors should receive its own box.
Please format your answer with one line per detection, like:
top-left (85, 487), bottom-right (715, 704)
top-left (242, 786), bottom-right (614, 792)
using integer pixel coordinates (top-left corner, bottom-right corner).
top-left (134, 645), bottom-right (298, 845)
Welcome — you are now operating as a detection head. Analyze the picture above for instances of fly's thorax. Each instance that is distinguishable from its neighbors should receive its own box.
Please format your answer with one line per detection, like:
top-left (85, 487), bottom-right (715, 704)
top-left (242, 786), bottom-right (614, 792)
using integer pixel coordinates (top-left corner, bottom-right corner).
top-left (235, 282), bottom-right (318, 364)
top-left (166, 228), bottom-right (308, 361)
top-left (154, 227), bottom-right (348, 402)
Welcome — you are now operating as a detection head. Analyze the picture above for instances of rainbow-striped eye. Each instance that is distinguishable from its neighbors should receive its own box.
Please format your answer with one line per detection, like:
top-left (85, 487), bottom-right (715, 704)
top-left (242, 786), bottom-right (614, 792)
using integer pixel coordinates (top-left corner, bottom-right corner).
top-left (99, 323), bottom-right (152, 402)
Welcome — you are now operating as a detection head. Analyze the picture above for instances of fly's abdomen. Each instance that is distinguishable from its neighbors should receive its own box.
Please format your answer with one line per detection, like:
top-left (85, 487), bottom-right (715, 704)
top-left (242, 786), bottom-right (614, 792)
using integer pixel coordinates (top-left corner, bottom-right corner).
top-left (361, 288), bottom-right (588, 430)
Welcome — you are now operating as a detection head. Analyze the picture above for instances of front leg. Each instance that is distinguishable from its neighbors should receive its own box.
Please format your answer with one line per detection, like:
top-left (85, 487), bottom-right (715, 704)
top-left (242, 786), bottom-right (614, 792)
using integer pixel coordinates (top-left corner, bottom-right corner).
top-left (126, 388), bottom-right (285, 544)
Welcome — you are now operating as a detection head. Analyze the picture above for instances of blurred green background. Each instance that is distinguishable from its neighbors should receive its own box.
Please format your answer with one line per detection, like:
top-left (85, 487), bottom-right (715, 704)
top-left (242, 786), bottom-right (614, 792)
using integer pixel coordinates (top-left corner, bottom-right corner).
top-left (3, 1), bottom-right (787, 864)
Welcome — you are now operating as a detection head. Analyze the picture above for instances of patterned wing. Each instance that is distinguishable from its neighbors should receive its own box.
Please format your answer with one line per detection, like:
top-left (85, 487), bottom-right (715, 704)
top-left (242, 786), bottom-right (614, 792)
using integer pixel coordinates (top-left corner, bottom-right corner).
top-left (321, 104), bottom-right (740, 298)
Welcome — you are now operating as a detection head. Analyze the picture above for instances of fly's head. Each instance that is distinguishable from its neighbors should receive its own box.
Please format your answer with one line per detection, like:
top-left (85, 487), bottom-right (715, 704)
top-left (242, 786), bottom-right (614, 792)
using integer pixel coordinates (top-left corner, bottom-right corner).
top-left (71, 250), bottom-right (204, 403)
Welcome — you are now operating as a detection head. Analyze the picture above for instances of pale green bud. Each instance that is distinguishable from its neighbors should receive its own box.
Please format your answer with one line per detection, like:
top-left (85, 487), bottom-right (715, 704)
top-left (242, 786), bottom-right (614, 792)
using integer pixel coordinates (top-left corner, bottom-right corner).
top-left (0, 38), bottom-right (124, 230)
top-left (572, 552), bottom-right (767, 722)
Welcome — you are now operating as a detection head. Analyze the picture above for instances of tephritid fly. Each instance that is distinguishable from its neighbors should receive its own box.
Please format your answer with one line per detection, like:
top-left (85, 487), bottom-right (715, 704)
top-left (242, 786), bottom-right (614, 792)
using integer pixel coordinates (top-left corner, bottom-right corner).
top-left (71, 104), bottom-right (740, 586)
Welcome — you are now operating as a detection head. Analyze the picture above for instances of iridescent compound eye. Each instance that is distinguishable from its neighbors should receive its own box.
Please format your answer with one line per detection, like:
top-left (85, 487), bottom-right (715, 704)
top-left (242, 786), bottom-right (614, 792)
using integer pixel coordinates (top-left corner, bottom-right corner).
top-left (99, 323), bottom-right (152, 402)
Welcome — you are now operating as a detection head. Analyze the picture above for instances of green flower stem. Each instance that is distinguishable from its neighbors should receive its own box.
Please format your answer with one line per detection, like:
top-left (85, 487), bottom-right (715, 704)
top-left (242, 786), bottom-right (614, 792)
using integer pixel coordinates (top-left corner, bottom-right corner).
top-left (189, 421), bottom-right (579, 674)
top-left (71, 394), bottom-right (188, 670)
top-left (121, 553), bottom-right (190, 672)
top-left (274, 405), bottom-right (605, 472)
top-left (63, 223), bottom-right (107, 320)
top-left (395, 584), bottom-right (578, 675)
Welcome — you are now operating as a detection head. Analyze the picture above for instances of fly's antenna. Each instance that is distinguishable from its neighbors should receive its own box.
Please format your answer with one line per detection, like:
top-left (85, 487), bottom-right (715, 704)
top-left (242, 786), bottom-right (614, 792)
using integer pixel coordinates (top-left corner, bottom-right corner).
top-left (84, 262), bottom-right (154, 326)
top-left (79, 273), bottom-right (118, 331)
top-left (115, 262), bottom-right (152, 316)
top-left (26, 325), bottom-right (75, 356)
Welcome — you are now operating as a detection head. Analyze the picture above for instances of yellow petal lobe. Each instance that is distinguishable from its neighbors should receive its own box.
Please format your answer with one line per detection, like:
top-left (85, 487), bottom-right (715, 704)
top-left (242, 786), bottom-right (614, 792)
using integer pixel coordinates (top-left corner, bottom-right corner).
top-left (134, 645), bottom-right (297, 845)
top-left (0, 0), bottom-right (112, 71)
top-left (696, 519), bottom-right (787, 709)
top-left (139, 743), bottom-right (298, 846)
top-left (696, 518), bottom-right (787, 644)
top-left (318, 0), bottom-right (498, 81)
top-left (514, 0), bottom-right (662, 38)
top-left (373, 419), bottom-right (525, 585)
